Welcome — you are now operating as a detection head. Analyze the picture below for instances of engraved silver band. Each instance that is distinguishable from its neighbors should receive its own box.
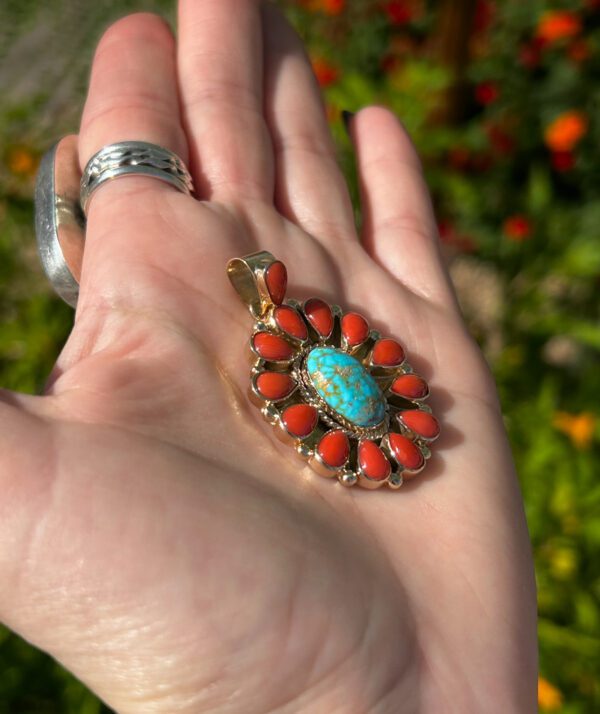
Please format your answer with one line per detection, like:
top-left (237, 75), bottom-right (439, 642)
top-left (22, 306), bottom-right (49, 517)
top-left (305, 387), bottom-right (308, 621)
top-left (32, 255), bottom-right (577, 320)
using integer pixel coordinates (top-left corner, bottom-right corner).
top-left (80, 141), bottom-right (194, 214)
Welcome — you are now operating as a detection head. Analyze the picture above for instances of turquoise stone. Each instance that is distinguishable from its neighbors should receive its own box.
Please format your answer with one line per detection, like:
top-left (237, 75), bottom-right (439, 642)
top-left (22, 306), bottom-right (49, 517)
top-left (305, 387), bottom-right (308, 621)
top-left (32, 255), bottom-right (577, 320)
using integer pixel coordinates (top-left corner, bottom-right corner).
top-left (305, 347), bottom-right (386, 428)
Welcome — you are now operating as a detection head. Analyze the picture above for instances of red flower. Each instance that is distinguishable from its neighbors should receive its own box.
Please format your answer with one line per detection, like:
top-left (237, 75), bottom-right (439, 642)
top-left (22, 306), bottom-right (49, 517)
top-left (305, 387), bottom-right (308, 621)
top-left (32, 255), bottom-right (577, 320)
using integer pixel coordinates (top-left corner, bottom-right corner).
top-left (384, 1), bottom-right (413, 25)
top-left (311, 57), bottom-right (339, 87)
top-left (438, 220), bottom-right (477, 252)
top-left (473, 0), bottom-right (496, 33)
top-left (551, 151), bottom-right (575, 172)
top-left (503, 214), bottom-right (532, 241)
top-left (519, 37), bottom-right (547, 68)
top-left (448, 147), bottom-right (471, 170)
top-left (475, 81), bottom-right (500, 105)
top-left (486, 124), bottom-right (515, 155)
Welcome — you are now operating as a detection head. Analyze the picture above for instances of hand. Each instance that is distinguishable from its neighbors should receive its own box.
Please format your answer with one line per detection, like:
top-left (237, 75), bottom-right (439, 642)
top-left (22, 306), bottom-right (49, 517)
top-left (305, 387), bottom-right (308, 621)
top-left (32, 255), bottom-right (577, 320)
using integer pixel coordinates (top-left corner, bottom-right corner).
top-left (0, 3), bottom-right (537, 712)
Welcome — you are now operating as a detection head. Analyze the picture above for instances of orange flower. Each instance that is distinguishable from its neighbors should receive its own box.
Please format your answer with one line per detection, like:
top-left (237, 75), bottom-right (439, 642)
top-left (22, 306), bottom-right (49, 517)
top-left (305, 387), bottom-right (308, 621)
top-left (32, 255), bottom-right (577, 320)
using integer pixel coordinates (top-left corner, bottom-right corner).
top-left (503, 214), bottom-right (531, 241)
top-left (537, 11), bottom-right (582, 43)
top-left (311, 57), bottom-right (339, 87)
top-left (321, 0), bottom-right (345, 14)
top-left (6, 146), bottom-right (39, 177)
top-left (544, 111), bottom-right (588, 152)
top-left (553, 411), bottom-right (596, 449)
top-left (538, 676), bottom-right (563, 711)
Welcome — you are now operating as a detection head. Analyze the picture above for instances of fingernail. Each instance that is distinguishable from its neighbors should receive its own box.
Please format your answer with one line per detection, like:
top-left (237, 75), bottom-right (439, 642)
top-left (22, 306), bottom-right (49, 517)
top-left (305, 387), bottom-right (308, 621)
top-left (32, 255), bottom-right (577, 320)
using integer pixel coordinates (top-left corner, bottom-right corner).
top-left (341, 110), bottom-right (355, 136)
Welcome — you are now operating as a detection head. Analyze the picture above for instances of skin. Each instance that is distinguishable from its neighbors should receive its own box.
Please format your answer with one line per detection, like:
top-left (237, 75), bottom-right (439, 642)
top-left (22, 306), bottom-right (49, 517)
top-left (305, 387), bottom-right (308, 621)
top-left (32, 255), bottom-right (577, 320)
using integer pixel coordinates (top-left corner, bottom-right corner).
top-left (0, 2), bottom-right (537, 712)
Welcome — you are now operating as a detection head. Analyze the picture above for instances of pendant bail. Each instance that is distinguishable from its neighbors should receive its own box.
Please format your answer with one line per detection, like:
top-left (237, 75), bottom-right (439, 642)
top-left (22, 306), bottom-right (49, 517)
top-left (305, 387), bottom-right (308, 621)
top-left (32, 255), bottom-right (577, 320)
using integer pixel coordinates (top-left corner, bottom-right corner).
top-left (226, 251), bottom-right (288, 320)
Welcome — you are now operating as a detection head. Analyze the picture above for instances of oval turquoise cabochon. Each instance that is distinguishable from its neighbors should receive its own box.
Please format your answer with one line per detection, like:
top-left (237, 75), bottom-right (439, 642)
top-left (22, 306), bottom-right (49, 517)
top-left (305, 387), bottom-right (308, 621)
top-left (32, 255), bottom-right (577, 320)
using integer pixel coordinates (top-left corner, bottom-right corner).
top-left (305, 347), bottom-right (386, 428)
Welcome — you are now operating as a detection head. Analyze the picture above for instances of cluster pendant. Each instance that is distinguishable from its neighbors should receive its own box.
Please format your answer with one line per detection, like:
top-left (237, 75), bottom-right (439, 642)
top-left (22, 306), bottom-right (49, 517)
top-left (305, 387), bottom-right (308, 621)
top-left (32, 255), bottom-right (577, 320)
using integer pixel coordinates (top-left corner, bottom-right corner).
top-left (227, 251), bottom-right (440, 490)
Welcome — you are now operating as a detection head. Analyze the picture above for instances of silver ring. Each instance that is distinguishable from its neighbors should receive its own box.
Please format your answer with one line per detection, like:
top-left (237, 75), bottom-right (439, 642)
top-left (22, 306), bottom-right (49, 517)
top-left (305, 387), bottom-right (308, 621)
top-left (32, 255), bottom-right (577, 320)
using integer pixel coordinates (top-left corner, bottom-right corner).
top-left (35, 139), bottom-right (194, 308)
top-left (80, 141), bottom-right (194, 214)
top-left (35, 136), bottom-right (84, 308)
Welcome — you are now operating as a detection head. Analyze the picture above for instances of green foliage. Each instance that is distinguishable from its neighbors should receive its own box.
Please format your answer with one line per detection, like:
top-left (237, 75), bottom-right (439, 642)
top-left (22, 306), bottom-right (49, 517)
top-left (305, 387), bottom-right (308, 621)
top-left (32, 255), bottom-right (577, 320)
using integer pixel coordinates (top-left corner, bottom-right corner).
top-left (0, 0), bottom-right (598, 711)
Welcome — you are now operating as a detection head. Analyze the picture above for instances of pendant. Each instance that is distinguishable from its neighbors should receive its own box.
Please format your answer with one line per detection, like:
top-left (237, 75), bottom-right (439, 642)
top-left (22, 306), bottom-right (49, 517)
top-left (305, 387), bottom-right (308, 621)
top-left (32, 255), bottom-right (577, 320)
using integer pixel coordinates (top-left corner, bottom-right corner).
top-left (227, 251), bottom-right (440, 490)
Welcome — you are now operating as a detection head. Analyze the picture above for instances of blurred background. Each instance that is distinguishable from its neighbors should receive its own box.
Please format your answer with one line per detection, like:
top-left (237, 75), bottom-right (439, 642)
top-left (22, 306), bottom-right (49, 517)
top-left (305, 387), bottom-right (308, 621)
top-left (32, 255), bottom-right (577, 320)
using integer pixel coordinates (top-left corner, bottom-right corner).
top-left (0, 0), bottom-right (598, 711)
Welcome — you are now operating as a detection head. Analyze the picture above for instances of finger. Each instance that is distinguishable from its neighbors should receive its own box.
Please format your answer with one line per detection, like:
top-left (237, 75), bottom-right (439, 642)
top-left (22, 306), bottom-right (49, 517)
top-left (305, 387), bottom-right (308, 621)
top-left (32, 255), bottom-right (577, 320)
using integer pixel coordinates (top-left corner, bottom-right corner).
top-left (79, 13), bottom-right (188, 186)
top-left (177, 0), bottom-right (273, 203)
top-left (350, 106), bottom-right (457, 306)
top-left (74, 12), bottom-right (202, 327)
top-left (77, 13), bottom-right (189, 304)
top-left (262, 4), bottom-right (356, 243)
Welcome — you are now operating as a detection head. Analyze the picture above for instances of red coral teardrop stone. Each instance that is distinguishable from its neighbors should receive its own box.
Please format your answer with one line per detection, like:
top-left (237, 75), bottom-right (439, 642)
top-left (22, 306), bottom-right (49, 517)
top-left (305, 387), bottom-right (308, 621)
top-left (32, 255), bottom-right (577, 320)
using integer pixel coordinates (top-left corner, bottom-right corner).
top-left (372, 339), bottom-right (405, 367)
top-left (253, 332), bottom-right (295, 361)
top-left (265, 261), bottom-right (287, 305)
top-left (274, 305), bottom-right (308, 341)
top-left (399, 410), bottom-right (440, 440)
top-left (388, 433), bottom-right (424, 472)
top-left (341, 312), bottom-right (369, 347)
top-left (317, 430), bottom-right (350, 468)
top-left (391, 374), bottom-right (429, 400)
top-left (304, 298), bottom-right (334, 337)
top-left (358, 440), bottom-right (391, 481)
top-left (256, 372), bottom-right (296, 401)
top-left (282, 404), bottom-right (318, 438)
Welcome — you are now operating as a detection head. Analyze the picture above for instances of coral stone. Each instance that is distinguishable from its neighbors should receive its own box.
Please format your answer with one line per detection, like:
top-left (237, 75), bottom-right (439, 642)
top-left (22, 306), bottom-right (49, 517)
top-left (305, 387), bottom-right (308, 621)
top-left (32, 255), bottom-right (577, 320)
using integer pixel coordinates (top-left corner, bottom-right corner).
top-left (256, 372), bottom-right (296, 401)
top-left (317, 430), bottom-right (350, 468)
top-left (388, 433), bottom-right (424, 471)
top-left (305, 347), bottom-right (386, 428)
top-left (341, 312), bottom-right (370, 347)
top-left (282, 404), bottom-right (318, 438)
top-left (358, 440), bottom-right (391, 481)
top-left (304, 298), bottom-right (334, 337)
top-left (265, 261), bottom-right (287, 305)
top-left (399, 410), bottom-right (440, 440)
top-left (253, 332), bottom-right (295, 362)
top-left (274, 305), bottom-right (308, 341)
top-left (372, 338), bottom-right (405, 367)
top-left (391, 374), bottom-right (429, 400)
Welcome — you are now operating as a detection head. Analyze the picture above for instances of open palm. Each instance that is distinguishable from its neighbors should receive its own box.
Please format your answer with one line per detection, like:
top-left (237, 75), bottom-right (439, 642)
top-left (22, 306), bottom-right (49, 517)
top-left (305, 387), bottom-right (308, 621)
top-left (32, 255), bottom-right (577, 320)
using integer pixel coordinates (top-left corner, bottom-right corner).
top-left (0, 3), bottom-right (537, 712)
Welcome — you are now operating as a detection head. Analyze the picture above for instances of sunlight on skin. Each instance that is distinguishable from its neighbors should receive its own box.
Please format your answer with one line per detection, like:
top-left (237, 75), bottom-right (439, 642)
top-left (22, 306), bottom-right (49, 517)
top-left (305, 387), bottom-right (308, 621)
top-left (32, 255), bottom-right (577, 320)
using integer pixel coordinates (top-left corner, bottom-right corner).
top-left (0, 3), bottom-right (537, 713)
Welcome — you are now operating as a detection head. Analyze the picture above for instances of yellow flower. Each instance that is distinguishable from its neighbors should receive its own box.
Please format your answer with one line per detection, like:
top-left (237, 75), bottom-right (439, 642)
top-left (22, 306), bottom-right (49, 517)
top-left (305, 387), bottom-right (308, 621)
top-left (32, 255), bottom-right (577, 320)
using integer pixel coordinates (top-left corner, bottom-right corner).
top-left (538, 676), bottom-right (563, 711)
top-left (549, 546), bottom-right (577, 580)
top-left (553, 411), bottom-right (595, 449)
top-left (6, 146), bottom-right (39, 177)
